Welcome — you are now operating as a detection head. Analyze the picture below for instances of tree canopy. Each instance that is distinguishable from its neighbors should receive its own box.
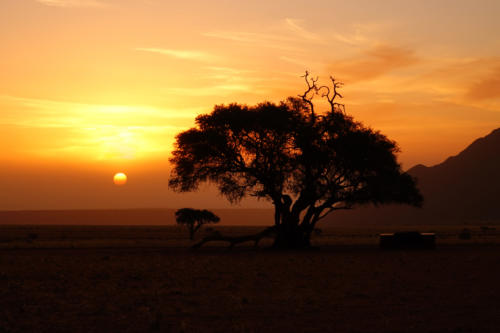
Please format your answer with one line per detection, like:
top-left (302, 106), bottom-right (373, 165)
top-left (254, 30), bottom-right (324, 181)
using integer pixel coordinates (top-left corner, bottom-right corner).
top-left (169, 73), bottom-right (422, 248)
top-left (175, 208), bottom-right (220, 240)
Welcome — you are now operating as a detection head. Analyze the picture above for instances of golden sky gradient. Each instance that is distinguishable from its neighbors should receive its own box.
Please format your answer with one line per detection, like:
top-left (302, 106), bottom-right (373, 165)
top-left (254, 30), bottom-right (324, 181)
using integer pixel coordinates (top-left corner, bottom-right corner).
top-left (1, 0), bottom-right (499, 209)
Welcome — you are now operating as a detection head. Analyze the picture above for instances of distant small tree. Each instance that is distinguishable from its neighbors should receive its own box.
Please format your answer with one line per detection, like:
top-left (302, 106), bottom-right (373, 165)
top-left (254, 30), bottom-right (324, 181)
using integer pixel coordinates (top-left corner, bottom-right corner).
top-left (175, 208), bottom-right (220, 240)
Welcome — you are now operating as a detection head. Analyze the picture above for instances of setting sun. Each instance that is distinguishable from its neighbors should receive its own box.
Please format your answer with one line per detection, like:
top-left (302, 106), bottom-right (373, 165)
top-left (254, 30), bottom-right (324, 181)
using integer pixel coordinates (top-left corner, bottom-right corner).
top-left (113, 172), bottom-right (127, 186)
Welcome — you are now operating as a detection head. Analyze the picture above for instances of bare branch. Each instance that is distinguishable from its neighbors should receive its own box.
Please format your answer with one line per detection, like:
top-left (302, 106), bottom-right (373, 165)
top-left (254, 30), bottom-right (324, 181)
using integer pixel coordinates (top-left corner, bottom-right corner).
top-left (192, 227), bottom-right (276, 249)
top-left (323, 76), bottom-right (345, 113)
top-left (317, 205), bottom-right (352, 221)
top-left (298, 71), bottom-right (317, 121)
top-left (330, 76), bottom-right (343, 100)
top-left (299, 72), bottom-right (346, 116)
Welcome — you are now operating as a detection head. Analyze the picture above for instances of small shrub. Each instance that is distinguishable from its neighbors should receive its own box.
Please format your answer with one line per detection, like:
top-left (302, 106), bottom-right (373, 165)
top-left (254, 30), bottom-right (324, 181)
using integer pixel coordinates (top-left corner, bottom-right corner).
top-left (175, 208), bottom-right (220, 240)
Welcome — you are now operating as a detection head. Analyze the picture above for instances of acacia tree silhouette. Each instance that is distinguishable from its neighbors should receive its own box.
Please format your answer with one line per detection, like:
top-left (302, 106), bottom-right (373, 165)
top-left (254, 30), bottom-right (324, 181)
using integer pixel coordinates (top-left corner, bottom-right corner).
top-left (169, 72), bottom-right (422, 249)
top-left (175, 208), bottom-right (220, 240)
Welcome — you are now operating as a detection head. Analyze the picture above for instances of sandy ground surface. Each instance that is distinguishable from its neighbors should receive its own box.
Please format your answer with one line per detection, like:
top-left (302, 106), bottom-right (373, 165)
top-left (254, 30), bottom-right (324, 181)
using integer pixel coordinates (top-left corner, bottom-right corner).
top-left (1, 226), bottom-right (500, 332)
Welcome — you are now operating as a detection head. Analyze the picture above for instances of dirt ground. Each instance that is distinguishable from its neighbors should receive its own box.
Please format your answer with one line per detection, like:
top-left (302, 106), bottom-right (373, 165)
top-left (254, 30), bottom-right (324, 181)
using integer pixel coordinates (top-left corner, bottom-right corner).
top-left (1, 226), bottom-right (500, 332)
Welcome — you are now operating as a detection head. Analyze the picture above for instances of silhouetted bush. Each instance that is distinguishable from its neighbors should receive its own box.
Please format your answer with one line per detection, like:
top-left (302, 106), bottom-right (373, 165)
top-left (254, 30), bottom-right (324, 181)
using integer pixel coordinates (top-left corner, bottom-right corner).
top-left (175, 208), bottom-right (220, 240)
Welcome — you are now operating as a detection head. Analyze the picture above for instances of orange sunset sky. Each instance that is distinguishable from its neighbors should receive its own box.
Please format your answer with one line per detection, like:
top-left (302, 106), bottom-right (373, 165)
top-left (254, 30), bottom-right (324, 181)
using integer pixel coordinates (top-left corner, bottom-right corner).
top-left (1, 0), bottom-right (500, 210)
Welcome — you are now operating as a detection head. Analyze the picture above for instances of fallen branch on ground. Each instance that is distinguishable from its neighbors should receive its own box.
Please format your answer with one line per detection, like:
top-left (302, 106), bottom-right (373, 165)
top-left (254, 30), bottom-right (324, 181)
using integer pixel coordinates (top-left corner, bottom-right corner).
top-left (192, 227), bottom-right (276, 249)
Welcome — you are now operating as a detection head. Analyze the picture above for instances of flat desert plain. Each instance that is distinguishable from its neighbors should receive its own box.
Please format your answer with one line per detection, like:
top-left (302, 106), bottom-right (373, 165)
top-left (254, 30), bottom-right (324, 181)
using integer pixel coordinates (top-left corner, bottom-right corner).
top-left (1, 225), bottom-right (500, 332)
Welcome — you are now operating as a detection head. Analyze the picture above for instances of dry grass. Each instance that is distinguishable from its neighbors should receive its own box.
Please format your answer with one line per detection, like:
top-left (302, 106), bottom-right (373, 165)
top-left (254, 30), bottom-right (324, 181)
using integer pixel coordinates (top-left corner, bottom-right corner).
top-left (1, 225), bottom-right (500, 332)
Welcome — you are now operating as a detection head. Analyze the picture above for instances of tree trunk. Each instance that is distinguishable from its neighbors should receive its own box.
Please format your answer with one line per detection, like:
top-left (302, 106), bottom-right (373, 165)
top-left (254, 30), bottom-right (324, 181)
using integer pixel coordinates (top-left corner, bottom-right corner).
top-left (272, 223), bottom-right (311, 249)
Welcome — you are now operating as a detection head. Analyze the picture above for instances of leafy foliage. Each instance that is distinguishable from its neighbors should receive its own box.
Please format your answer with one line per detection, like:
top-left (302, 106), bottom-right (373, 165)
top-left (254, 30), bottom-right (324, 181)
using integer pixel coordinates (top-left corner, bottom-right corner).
top-left (175, 208), bottom-right (220, 240)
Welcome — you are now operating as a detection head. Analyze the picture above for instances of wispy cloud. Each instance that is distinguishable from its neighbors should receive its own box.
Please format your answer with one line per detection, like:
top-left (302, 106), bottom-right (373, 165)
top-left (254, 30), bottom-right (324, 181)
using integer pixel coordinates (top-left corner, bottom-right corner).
top-left (206, 19), bottom-right (323, 45)
top-left (331, 22), bottom-right (390, 47)
top-left (401, 56), bottom-right (500, 104)
top-left (203, 31), bottom-right (293, 43)
top-left (0, 95), bottom-right (200, 128)
top-left (284, 18), bottom-right (323, 43)
top-left (203, 66), bottom-right (253, 75)
top-left (202, 31), bottom-right (300, 51)
top-left (0, 95), bottom-right (202, 160)
top-left (202, 66), bottom-right (255, 81)
top-left (466, 66), bottom-right (500, 100)
top-left (164, 84), bottom-right (258, 97)
top-left (136, 48), bottom-right (217, 62)
top-left (328, 44), bottom-right (419, 83)
top-left (35, 0), bottom-right (107, 8)
top-left (332, 31), bottom-right (367, 46)
top-left (280, 56), bottom-right (309, 67)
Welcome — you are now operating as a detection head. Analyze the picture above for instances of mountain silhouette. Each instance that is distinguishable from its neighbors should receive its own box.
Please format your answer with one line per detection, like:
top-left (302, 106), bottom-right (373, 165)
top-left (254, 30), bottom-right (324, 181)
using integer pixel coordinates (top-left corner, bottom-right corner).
top-left (326, 128), bottom-right (500, 225)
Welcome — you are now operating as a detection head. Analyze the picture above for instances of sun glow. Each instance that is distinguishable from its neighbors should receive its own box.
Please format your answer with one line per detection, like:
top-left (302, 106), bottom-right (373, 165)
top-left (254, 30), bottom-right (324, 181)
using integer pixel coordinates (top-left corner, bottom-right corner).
top-left (0, 96), bottom-right (196, 162)
top-left (113, 172), bottom-right (127, 185)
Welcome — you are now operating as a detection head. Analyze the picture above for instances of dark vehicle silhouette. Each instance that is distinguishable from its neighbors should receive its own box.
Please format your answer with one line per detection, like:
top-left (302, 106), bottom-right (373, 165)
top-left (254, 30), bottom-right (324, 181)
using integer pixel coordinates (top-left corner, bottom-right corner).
top-left (380, 231), bottom-right (435, 249)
